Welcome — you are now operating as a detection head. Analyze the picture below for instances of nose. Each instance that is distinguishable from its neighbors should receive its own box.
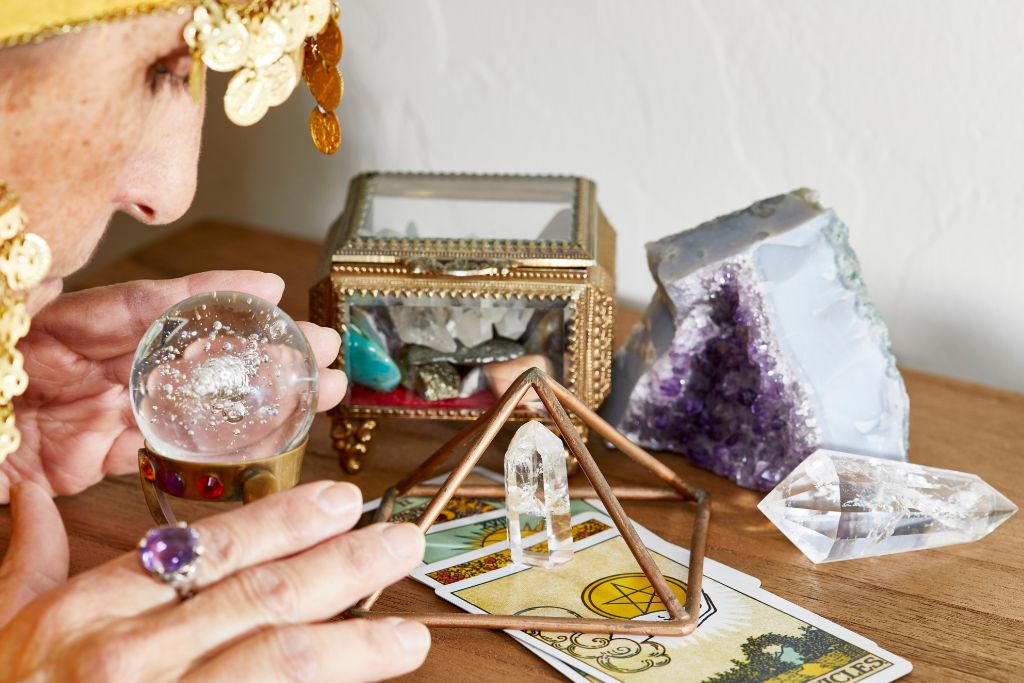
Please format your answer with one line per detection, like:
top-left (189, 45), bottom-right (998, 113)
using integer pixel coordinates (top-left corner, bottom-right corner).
top-left (115, 95), bottom-right (205, 225)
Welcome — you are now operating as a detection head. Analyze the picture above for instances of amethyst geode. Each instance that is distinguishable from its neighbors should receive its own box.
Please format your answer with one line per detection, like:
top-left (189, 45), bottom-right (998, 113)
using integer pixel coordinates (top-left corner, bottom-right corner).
top-left (601, 190), bottom-right (909, 491)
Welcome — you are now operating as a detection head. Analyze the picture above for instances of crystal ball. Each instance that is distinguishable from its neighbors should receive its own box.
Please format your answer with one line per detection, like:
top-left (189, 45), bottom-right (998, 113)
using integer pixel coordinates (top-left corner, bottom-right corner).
top-left (129, 291), bottom-right (318, 462)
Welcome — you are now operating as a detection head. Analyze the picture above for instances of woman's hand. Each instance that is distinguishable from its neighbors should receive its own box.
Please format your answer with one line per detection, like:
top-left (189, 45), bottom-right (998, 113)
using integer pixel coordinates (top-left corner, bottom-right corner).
top-left (0, 271), bottom-right (346, 503)
top-left (0, 480), bottom-right (431, 682)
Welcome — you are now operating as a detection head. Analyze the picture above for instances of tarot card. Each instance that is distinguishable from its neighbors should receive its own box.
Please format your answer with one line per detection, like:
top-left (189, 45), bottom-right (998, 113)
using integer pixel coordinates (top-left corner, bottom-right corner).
top-left (363, 468), bottom-right (595, 680)
top-left (422, 500), bottom-right (604, 565)
top-left (415, 512), bottom-right (759, 592)
top-left (360, 466), bottom-right (505, 525)
top-left (435, 512), bottom-right (912, 683)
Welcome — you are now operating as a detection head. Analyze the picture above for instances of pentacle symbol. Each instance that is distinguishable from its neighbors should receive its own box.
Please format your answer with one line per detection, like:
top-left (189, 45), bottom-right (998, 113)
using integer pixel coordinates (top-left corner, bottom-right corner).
top-left (582, 573), bottom-right (689, 620)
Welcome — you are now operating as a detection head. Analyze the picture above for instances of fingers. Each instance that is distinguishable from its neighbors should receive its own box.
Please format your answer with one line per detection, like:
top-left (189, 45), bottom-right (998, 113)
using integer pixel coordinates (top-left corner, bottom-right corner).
top-left (296, 322), bottom-right (347, 412)
top-left (297, 322), bottom-right (341, 369)
top-left (167, 523), bottom-right (424, 655)
top-left (317, 368), bottom-right (348, 412)
top-left (182, 618), bottom-right (430, 683)
top-left (33, 271), bottom-right (286, 360)
top-left (189, 481), bottom-right (365, 589)
top-left (54, 481), bottom-right (363, 626)
top-left (0, 482), bottom-right (69, 625)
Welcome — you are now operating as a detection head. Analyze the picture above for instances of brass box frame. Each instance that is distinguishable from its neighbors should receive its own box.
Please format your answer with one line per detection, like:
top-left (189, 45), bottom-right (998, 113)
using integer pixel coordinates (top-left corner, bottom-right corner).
top-left (310, 172), bottom-right (616, 473)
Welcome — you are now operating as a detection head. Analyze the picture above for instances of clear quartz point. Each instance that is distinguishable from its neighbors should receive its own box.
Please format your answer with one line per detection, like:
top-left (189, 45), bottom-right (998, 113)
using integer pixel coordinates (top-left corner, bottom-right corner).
top-left (505, 420), bottom-right (574, 568)
top-left (758, 449), bottom-right (1018, 563)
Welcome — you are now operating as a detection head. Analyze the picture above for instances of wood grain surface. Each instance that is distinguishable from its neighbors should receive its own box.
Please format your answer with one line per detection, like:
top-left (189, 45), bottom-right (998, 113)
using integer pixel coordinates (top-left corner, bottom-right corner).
top-left (3, 222), bottom-right (1022, 682)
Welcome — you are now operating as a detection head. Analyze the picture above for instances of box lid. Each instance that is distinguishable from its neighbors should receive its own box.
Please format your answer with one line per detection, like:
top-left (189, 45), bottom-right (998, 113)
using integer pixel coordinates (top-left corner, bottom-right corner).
top-left (324, 172), bottom-right (600, 270)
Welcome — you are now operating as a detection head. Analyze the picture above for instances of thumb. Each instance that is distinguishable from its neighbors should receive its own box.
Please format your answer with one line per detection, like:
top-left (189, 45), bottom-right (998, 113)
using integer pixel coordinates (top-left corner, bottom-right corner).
top-left (0, 482), bottom-right (69, 625)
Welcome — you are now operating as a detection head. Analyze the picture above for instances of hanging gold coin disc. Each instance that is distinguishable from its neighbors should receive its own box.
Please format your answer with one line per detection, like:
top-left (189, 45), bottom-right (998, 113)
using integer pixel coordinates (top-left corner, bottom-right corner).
top-left (306, 0), bottom-right (333, 37)
top-left (0, 305), bottom-right (30, 341)
top-left (273, 0), bottom-right (311, 52)
top-left (261, 54), bottom-right (299, 108)
top-left (247, 15), bottom-right (287, 69)
top-left (310, 106), bottom-right (340, 154)
top-left (314, 19), bottom-right (342, 66)
top-left (199, 18), bottom-right (250, 72)
top-left (14, 233), bottom-right (51, 291)
top-left (0, 205), bottom-right (25, 241)
top-left (305, 59), bottom-right (341, 111)
top-left (224, 68), bottom-right (270, 126)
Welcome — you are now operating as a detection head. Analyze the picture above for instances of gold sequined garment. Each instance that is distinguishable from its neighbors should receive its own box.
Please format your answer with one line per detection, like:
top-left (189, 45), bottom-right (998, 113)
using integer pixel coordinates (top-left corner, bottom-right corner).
top-left (0, 183), bottom-right (52, 465)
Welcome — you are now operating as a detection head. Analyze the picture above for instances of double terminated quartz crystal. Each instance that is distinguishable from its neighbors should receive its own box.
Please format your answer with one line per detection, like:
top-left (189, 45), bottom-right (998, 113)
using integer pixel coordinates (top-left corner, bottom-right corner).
top-left (505, 421), bottom-right (573, 568)
top-left (602, 190), bottom-right (909, 490)
top-left (759, 450), bottom-right (1017, 563)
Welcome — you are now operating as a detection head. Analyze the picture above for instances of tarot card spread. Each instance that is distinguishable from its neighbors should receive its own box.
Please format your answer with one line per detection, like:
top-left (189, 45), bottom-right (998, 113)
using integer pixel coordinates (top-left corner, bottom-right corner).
top-left (365, 476), bottom-right (910, 682)
top-left (423, 512), bottom-right (911, 683)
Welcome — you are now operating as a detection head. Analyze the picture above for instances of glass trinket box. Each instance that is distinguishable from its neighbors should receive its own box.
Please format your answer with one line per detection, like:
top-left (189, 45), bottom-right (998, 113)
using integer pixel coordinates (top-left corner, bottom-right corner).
top-left (310, 172), bottom-right (616, 472)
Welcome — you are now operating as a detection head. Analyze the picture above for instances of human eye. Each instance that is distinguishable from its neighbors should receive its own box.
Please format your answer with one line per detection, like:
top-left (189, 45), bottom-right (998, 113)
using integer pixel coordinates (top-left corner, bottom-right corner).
top-left (147, 48), bottom-right (193, 93)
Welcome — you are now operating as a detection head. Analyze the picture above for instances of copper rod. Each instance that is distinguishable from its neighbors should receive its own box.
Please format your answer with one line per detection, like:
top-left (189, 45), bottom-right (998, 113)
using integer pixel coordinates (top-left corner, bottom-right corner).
top-left (349, 610), bottom-right (698, 637)
top-left (394, 407), bottom-right (494, 495)
top-left (534, 377), bottom-right (688, 623)
top-left (403, 484), bottom-right (684, 501)
top-left (371, 487), bottom-right (399, 524)
top-left (353, 367), bottom-right (712, 638)
top-left (549, 380), bottom-right (701, 501)
top-left (358, 378), bottom-right (532, 613)
top-left (413, 379), bottom-right (531, 535)
top-left (684, 491), bottom-right (711, 622)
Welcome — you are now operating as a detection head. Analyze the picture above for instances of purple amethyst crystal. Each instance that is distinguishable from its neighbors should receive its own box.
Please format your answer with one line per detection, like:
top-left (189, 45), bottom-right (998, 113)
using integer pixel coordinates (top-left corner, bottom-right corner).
top-left (139, 526), bottom-right (201, 578)
top-left (159, 469), bottom-right (186, 497)
top-left (601, 190), bottom-right (909, 491)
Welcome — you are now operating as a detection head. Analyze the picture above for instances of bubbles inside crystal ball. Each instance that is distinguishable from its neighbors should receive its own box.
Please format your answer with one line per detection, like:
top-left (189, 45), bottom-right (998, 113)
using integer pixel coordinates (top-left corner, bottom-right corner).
top-left (130, 291), bottom-right (318, 462)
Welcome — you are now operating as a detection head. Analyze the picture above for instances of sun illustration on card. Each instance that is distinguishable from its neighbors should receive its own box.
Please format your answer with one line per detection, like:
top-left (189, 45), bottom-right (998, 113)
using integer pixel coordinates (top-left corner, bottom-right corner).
top-left (455, 517), bottom-right (545, 550)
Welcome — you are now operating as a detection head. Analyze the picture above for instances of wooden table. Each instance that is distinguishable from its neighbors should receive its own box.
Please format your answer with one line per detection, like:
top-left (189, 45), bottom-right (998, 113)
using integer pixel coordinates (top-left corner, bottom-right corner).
top-left (4, 223), bottom-right (1022, 682)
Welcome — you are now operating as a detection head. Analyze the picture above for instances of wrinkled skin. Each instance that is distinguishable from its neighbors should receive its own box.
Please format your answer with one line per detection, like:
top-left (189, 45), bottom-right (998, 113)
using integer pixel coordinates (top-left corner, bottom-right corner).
top-left (0, 11), bottom-right (430, 682)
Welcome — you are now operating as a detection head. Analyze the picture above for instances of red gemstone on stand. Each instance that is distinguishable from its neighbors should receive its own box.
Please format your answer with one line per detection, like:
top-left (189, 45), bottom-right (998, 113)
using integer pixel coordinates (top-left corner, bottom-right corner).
top-left (140, 457), bottom-right (156, 481)
top-left (197, 475), bottom-right (224, 500)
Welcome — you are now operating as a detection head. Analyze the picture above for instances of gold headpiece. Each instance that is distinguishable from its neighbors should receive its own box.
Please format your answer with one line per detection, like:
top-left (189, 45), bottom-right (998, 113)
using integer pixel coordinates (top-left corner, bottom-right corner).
top-left (0, 0), bottom-right (344, 154)
top-left (0, 184), bottom-right (52, 465)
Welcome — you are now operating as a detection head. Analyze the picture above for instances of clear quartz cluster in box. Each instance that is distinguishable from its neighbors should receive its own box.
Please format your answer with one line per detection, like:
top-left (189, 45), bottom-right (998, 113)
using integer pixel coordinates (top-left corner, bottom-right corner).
top-left (505, 421), bottom-right (574, 568)
top-left (759, 449), bottom-right (1017, 563)
top-left (601, 190), bottom-right (909, 491)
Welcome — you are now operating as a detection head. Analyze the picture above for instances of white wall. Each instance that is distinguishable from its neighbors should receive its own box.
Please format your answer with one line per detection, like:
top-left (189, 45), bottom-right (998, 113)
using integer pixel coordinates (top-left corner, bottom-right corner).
top-left (91, 0), bottom-right (1024, 392)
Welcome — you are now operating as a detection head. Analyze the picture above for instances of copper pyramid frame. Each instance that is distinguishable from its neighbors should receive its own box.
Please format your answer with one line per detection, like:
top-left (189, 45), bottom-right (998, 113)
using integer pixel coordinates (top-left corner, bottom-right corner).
top-left (349, 367), bottom-right (711, 637)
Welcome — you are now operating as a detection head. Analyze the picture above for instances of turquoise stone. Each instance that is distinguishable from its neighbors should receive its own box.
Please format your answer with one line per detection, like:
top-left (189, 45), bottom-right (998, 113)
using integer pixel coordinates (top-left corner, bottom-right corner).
top-left (346, 323), bottom-right (401, 392)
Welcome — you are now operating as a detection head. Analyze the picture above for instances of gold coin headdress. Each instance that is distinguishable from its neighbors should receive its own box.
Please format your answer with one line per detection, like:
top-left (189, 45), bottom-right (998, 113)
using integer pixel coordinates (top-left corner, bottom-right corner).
top-left (0, 0), bottom-right (345, 154)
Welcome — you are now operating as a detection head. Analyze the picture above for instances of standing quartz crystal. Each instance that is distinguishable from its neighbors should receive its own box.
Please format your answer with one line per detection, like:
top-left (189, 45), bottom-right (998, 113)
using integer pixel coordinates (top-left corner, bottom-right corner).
top-left (505, 420), bottom-right (573, 567)
top-left (758, 449), bottom-right (1017, 563)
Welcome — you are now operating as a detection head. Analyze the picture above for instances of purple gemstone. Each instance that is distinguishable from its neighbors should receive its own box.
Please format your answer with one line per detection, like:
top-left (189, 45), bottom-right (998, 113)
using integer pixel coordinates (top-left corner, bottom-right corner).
top-left (139, 526), bottom-right (200, 577)
top-left (658, 378), bottom-right (681, 398)
top-left (611, 266), bottom-right (821, 491)
top-left (159, 469), bottom-right (185, 496)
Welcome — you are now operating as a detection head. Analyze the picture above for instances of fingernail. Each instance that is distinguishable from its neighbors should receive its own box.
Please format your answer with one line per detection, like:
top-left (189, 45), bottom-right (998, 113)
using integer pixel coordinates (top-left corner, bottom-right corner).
top-left (315, 482), bottom-right (361, 516)
top-left (390, 619), bottom-right (430, 654)
top-left (381, 523), bottom-right (423, 559)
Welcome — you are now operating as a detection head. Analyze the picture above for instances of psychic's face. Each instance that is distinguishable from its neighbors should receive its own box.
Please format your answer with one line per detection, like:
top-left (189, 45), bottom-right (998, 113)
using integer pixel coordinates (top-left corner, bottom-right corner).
top-left (0, 11), bottom-right (204, 311)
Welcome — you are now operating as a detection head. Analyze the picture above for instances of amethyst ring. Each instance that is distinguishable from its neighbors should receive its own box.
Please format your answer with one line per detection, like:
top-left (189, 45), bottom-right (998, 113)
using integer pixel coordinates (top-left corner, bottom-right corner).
top-left (138, 522), bottom-right (204, 600)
